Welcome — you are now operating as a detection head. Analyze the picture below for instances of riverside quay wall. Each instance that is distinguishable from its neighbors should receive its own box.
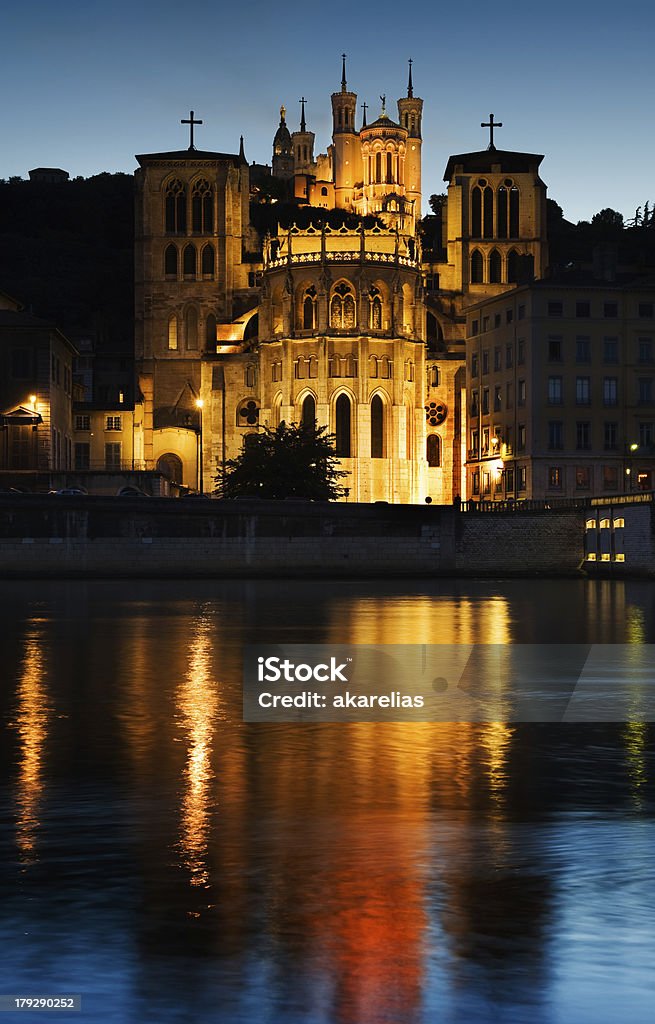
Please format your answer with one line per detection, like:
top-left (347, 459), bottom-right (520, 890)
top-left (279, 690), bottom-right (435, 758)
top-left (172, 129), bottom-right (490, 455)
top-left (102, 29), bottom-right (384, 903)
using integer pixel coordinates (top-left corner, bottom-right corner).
top-left (0, 494), bottom-right (652, 579)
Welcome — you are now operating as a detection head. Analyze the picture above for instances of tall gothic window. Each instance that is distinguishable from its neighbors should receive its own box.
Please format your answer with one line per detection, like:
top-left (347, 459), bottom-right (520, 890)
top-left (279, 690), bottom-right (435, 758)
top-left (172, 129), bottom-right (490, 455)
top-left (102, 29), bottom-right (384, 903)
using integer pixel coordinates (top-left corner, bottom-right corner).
top-left (375, 152), bottom-right (382, 183)
top-left (509, 186), bottom-right (520, 238)
top-left (168, 314), bottom-right (178, 351)
top-left (301, 394), bottom-right (316, 429)
top-left (386, 152), bottom-right (393, 183)
top-left (185, 307), bottom-right (198, 350)
top-left (164, 244), bottom-right (177, 278)
top-left (192, 179), bottom-right (214, 233)
top-left (483, 186), bottom-right (494, 239)
top-left (165, 179), bottom-right (186, 233)
top-left (471, 249), bottom-right (483, 284)
top-left (497, 186), bottom-right (508, 239)
top-left (335, 394), bottom-right (351, 457)
top-left (371, 394), bottom-right (384, 458)
top-left (330, 283), bottom-right (356, 329)
top-left (472, 186), bottom-right (482, 237)
top-left (201, 243), bottom-right (215, 278)
top-left (426, 434), bottom-right (441, 467)
top-left (183, 244), bottom-right (196, 278)
top-left (303, 286), bottom-right (317, 329)
top-left (369, 286), bottom-right (382, 329)
top-left (489, 249), bottom-right (502, 283)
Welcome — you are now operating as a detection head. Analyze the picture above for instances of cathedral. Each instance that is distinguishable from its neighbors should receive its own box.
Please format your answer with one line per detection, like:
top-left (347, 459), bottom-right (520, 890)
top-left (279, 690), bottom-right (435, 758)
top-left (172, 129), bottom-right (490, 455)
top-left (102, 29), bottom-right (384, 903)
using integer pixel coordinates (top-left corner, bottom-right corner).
top-left (134, 58), bottom-right (548, 502)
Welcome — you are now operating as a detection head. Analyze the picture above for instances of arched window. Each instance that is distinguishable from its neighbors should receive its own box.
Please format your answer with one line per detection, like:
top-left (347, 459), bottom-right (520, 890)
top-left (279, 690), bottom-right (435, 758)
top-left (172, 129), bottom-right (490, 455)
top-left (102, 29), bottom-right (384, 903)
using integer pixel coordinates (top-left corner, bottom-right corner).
top-left (206, 313), bottom-right (216, 347)
top-left (509, 186), bottom-right (520, 238)
top-left (301, 394), bottom-right (316, 429)
top-left (237, 399), bottom-right (260, 426)
top-left (497, 186), bottom-right (508, 239)
top-left (168, 314), bottom-right (178, 351)
top-left (386, 152), bottom-right (393, 183)
top-left (369, 286), bottom-right (382, 329)
top-left (471, 186), bottom-right (482, 237)
top-left (294, 358), bottom-right (306, 380)
top-left (328, 356), bottom-right (341, 377)
top-left (489, 249), bottom-right (502, 283)
top-left (157, 453), bottom-right (183, 483)
top-left (375, 152), bottom-right (382, 183)
top-left (330, 283), bottom-right (356, 329)
top-left (185, 307), bottom-right (198, 350)
top-left (429, 365), bottom-right (440, 387)
top-left (380, 357), bottom-right (392, 380)
top-left (245, 364), bottom-right (256, 388)
top-left (369, 354), bottom-right (379, 378)
top-left (335, 394), bottom-right (351, 457)
top-left (483, 186), bottom-right (494, 239)
top-left (471, 249), bottom-right (483, 284)
top-left (426, 434), bottom-right (441, 468)
top-left (321, 186), bottom-right (328, 197)
top-left (405, 359), bottom-right (415, 382)
top-left (344, 353), bottom-right (357, 377)
top-left (308, 356), bottom-right (318, 379)
top-left (507, 249), bottom-right (521, 283)
top-left (272, 393), bottom-right (282, 427)
top-left (371, 394), bottom-right (384, 458)
top-left (183, 244), bottom-right (196, 278)
top-left (303, 285), bottom-right (317, 330)
top-left (164, 244), bottom-right (177, 278)
top-left (192, 179), bottom-right (213, 233)
top-left (165, 179), bottom-right (186, 233)
top-left (201, 244), bottom-right (214, 278)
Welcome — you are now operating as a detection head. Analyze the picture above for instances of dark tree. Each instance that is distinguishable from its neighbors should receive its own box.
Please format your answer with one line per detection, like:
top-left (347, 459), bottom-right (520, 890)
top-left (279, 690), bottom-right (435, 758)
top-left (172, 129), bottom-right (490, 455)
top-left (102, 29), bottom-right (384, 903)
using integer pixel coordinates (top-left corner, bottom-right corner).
top-left (215, 421), bottom-right (348, 500)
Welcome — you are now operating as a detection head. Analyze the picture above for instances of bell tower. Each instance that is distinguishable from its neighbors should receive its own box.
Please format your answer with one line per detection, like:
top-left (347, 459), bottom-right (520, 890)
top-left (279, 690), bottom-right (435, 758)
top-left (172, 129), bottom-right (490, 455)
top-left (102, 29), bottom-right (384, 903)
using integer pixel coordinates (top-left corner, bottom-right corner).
top-left (330, 54), bottom-right (361, 209)
top-left (396, 59), bottom-right (423, 216)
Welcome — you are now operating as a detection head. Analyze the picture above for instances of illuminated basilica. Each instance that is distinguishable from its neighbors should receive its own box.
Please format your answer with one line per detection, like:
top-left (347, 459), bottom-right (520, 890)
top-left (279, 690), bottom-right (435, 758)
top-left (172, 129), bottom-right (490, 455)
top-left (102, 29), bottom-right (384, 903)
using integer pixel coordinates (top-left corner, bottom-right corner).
top-left (134, 58), bottom-right (548, 501)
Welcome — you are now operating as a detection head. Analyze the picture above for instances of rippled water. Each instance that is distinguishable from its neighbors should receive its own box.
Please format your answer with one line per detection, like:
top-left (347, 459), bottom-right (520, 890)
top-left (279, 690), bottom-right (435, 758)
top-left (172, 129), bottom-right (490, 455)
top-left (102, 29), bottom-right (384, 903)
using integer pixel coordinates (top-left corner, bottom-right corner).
top-left (0, 579), bottom-right (654, 1023)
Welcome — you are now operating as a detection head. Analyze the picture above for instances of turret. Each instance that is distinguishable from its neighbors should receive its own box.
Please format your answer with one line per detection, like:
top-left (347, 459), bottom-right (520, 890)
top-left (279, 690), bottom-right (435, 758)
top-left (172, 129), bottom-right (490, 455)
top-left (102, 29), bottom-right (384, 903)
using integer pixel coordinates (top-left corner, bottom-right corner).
top-left (291, 97), bottom-right (315, 174)
top-left (330, 54), bottom-right (361, 209)
top-left (272, 106), bottom-right (294, 180)
top-left (396, 59), bottom-right (423, 216)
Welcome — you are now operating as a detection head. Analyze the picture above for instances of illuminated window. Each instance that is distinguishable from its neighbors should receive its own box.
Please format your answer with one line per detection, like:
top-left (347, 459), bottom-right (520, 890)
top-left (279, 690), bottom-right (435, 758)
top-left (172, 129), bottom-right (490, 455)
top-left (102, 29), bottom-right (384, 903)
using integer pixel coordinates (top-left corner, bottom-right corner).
top-left (369, 286), bottom-right (383, 329)
top-left (105, 442), bottom-right (121, 470)
top-left (330, 283), bottom-right (356, 329)
top-left (303, 286), bottom-right (317, 329)
top-left (168, 315), bottom-right (178, 351)
top-left (106, 416), bottom-right (122, 431)
top-left (426, 434), bottom-right (441, 467)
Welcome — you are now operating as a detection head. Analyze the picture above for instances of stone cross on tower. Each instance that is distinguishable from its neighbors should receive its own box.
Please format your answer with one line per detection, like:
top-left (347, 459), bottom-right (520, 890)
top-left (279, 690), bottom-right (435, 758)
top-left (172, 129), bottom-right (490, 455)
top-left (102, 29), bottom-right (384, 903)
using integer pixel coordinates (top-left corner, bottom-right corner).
top-left (299, 97), bottom-right (307, 132)
top-left (361, 101), bottom-right (368, 127)
top-left (481, 113), bottom-right (502, 150)
top-left (181, 110), bottom-right (203, 150)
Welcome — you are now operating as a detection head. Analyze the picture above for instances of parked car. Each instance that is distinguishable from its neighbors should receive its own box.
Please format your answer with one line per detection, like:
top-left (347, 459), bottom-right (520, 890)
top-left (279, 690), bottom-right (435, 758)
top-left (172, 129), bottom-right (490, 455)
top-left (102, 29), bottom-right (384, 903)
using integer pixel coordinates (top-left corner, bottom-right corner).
top-left (116, 486), bottom-right (150, 497)
top-left (51, 486), bottom-right (88, 496)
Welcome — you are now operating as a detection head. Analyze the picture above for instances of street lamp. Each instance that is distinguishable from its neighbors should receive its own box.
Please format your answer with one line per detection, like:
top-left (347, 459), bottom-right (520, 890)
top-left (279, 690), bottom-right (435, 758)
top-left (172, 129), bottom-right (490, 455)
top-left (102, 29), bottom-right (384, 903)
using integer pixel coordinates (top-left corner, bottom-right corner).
top-left (195, 398), bottom-right (204, 493)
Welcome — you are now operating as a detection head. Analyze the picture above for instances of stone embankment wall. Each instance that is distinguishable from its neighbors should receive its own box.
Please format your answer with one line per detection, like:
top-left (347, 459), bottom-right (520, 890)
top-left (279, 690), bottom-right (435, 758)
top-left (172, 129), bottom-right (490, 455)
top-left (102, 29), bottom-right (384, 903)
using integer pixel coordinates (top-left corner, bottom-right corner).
top-left (0, 496), bottom-right (598, 578)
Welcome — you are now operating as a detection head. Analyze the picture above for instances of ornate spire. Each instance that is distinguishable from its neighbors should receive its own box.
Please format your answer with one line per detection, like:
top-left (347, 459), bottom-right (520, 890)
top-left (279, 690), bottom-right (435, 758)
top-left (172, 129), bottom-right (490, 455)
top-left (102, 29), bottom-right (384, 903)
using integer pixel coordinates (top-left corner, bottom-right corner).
top-left (299, 96), bottom-right (306, 132)
top-left (407, 58), bottom-right (414, 98)
top-left (238, 135), bottom-right (246, 163)
top-left (279, 105), bottom-right (287, 124)
top-left (341, 53), bottom-right (347, 92)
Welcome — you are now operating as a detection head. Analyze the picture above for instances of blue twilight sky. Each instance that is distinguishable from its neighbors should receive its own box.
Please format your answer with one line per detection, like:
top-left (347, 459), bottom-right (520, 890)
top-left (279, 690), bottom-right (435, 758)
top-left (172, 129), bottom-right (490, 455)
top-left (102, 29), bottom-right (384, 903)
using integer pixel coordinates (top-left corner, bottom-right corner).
top-left (2, 0), bottom-right (653, 223)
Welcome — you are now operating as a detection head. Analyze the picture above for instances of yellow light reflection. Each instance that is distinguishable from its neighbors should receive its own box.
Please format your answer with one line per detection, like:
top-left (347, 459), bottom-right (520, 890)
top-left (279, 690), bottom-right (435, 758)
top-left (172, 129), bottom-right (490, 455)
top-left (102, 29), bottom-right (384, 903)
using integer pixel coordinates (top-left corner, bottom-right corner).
top-left (623, 720), bottom-right (648, 811)
top-left (14, 628), bottom-right (49, 862)
top-left (176, 616), bottom-right (220, 888)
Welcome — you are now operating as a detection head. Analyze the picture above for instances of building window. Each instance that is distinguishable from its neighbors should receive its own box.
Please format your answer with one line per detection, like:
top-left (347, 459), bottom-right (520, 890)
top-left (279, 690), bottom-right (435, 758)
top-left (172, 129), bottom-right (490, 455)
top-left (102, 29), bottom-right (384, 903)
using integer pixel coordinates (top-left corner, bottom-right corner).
top-left (183, 244), bottom-right (196, 278)
top-left (548, 421), bottom-right (563, 449)
top-left (548, 376), bottom-right (562, 404)
top-left (482, 316), bottom-right (490, 332)
top-left (245, 364), bottom-right (256, 388)
top-left (506, 382), bottom-right (513, 409)
top-left (517, 339), bottom-right (525, 363)
top-left (472, 470), bottom-right (480, 495)
top-left (471, 320), bottom-right (479, 336)
top-left (429, 365), bottom-right (439, 387)
top-left (493, 347), bottom-right (501, 371)
top-left (237, 400), bottom-right (260, 426)
top-left (506, 344), bottom-right (513, 369)
top-left (105, 442), bottom-right (122, 470)
top-left (165, 179), bottom-right (186, 233)
top-left (603, 377), bottom-right (618, 405)
top-left (575, 376), bottom-right (591, 404)
top-left (548, 336), bottom-right (562, 361)
top-left (603, 466), bottom-right (619, 490)
top-left (201, 244), bottom-right (215, 278)
top-left (575, 336), bottom-right (591, 362)
top-left (518, 379), bottom-right (526, 406)
top-left (638, 422), bottom-right (654, 446)
top-left (106, 415), bottom-right (122, 431)
top-left (576, 301), bottom-right (591, 318)
top-left (482, 350), bottom-right (489, 374)
top-left (548, 467), bottom-right (562, 489)
top-left (303, 286), bottom-right (318, 329)
top-left (330, 283), bottom-right (356, 329)
top-left (371, 394), bottom-right (385, 458)
top-left (518, 423), bottom-right (526, 451)
top-left (301, 394), bottom-right (316, 429)
top-left (638, 378), bottom-right (653, 404)
top-left (470, 390), bottom-right (479, 417)
top-left (164, 244), bottom-right (177, 278)
top-left (74, 443), bottom-right (90, 470)
top-left (576, 421), bottom-right (591, 449)
top-left (604, 422), bottom-right (618, 450)
top-left (426, 434), bottom-right (441, 467)
top-left (548, 301), bottom-right (563, 317)
top-left (191, 179), bottom-right (213, 234)
top-left (471, 353), bottom-right (479, 377)
top-left (638, 338), bottom-right (653, 363)
top-left (168, 315), bottom-right (178, 351)
top-left (75, 415), bottom-right (90, 431)
top-left (369, 287), bottom-right (383, 329)
top-left (489, 249), bottom-right (501, 283)
top-left (604, 302), bottom-right (618, 318)
top-left (470, 250), bottom-right (483, 283)
top-left (518, 465), bottom-right (527, 491)
top-left (494, 385), bottom-right (502, 412)
top-left (603, 337), bottom-right (619, 363)
top-left (185, 307), bottom-right (198, 350)
top-left (638, 302), bottom-right (654, 318)
top-left (482, 388), bottom-right (489, 414)
top-left (335, 394), bottom-right (351, 457)
top-left (518, 305), bottom-right (525, 321)
top-left (576, 466), bottom-right (591, 489)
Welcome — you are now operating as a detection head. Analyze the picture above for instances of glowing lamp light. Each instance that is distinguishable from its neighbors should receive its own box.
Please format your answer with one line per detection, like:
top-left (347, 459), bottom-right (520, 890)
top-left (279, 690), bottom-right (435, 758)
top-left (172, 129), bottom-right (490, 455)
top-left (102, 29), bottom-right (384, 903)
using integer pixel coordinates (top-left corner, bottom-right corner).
top-left (630, 443), bottom-right (639, 451)
top-left (492, 458), bottom-right (504, 480)
top-left (29, 394), bottom-right (37, 409)
top-left (195, 398), bottom-right (204, 410)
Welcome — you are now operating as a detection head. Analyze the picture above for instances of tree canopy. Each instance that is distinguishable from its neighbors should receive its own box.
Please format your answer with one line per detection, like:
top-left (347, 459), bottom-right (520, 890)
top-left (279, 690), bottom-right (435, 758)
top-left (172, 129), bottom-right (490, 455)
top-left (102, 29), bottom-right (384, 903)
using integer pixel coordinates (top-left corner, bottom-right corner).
top-left (215, 421), bottom-right (349, 500)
